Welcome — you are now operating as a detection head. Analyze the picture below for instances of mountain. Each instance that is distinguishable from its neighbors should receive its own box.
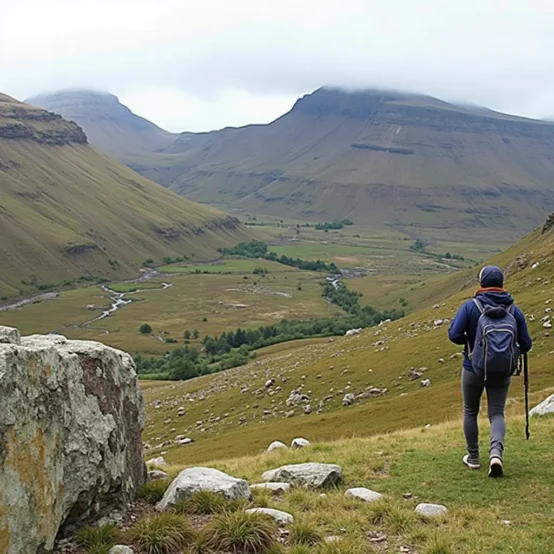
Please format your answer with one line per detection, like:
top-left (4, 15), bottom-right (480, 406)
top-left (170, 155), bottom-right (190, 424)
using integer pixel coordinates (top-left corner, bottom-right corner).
top-left (0, 94), bottom-right (251, 299)
top-left (26, 89), bottom-right (176, 161)
top-left (32, 87), bottom-right (554, 239)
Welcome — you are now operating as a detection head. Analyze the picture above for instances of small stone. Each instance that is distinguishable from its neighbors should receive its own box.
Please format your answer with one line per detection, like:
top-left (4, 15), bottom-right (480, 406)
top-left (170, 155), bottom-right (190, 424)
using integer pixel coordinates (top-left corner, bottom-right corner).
top-left (250, 482), bottom-right (291, 494)
top-left (345, 487), bottom-right (383, 503)
top-left (265, 379), bottom-right (275, 389)
top-left (291, 437), bottom-right (311, 449)
top-left (148, 470), bottom-right (170, 481)
top-left (109, 547), bottom-right (135, 554)
top-left (266, 441), bottom-right (288, 453)
top-left (415, 503), bottom-right (448, 517)
top-left (303, 404), bottom-right (312, 414)
top-left (246, 508), bottom-right (293, 526)
top-left (530, 394), bottom-right (554, 416)
top-left (420, 379), bottom-right (432, 388)
top-left (146, 456), bottom-right (167, 467)
top-left (342, 393), bottom-right (356, 406)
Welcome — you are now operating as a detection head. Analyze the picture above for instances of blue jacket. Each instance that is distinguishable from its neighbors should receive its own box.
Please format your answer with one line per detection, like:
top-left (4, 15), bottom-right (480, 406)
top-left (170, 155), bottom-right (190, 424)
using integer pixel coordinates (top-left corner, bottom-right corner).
top-left (448, 291), bottom-right (533, 372)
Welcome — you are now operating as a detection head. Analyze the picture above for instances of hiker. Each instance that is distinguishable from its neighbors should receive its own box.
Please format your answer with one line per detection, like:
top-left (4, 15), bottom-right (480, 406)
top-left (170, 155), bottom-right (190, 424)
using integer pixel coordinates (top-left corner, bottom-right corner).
top-left (448, 265), bottom-right (532, 477)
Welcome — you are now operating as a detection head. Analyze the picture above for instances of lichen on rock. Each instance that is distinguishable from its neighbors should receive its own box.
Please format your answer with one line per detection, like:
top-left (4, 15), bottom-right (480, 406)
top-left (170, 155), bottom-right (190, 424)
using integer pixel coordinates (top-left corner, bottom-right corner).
top-left (0, 326), bottom-right (145, 553)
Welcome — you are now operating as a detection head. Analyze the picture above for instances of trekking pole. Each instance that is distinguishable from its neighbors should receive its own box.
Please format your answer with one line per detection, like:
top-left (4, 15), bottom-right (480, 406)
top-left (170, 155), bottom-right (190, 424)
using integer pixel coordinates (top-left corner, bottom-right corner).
top-left (524, 352), bottom-right (530, 440)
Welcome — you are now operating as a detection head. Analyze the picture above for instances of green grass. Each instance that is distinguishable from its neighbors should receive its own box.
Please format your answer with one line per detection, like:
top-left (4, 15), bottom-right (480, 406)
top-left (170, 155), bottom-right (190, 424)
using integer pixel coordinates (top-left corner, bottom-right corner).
top-left (160, 415), bottom-right (554, 553)
top-left (158, 259), bottom-right (281, 274)
top-left (127, 513), bottom-right (195, 554)
top-left (108, 282), bottom-right (167, 292)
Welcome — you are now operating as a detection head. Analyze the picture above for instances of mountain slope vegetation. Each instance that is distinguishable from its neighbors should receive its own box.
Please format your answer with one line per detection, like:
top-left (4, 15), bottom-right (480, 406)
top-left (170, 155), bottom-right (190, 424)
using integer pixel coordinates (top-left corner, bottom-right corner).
top-left (142, 213), bottom-right (554, 464)
top-left (33, 87), bottom-right (554, 241)
top-left (0, 94), bottom-right (252, 298)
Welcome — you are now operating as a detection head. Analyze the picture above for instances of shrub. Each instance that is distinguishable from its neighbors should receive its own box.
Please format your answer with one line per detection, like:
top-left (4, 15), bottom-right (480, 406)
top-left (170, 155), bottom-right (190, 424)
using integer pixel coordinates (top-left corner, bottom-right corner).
top-left (316, 537), bottom-right (370, 554)
top-left (289, 519), bottom-right (323, 546)
top-left (127, 513), bottom-right (194, 554)
top-left (205, 510), bottom-right (278, 553)
top-left (183, 530), bottom-right (215, 554)
top-left (137, 479), bottom-right (171, 504)
top-left (76, 523), bottom-right (119, 552)
top-left (366, 499), bottom-right (415, 534)
top-left (140, 323), bottom-right (153, 334)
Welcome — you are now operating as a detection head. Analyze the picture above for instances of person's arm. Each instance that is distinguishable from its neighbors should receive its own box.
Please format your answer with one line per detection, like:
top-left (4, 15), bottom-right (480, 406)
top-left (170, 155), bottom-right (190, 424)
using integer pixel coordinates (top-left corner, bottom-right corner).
top-left (448, 302), bottom-right (469, 345)
top-left (514, 307), bottom-right (533, 353)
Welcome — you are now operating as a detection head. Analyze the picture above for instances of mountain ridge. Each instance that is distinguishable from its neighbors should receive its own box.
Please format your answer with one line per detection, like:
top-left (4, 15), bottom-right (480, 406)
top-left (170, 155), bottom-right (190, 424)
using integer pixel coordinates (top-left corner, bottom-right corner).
top-left (28, 87), bottom-right (554, 238)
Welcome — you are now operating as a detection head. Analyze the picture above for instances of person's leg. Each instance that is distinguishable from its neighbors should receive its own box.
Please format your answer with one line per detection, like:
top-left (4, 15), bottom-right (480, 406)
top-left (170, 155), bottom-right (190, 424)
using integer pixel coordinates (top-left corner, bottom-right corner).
top-left (462, 369), bottom-right (485, 462)
top-left (486, 378), bottom-right (511, 460)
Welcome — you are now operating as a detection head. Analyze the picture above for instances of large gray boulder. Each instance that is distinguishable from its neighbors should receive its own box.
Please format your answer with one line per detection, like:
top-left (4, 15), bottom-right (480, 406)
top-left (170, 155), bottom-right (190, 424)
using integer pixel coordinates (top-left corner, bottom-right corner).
top-left (530, 394), bottom-right (554, 416)
top-left (156, 467), bottom-right (251, 510)
top-left (0, 327), bottom-right (145, 554)
top-left (415, 503), bottom-right (448, 517)
top-left (262, 463), bottom-right (343, 488)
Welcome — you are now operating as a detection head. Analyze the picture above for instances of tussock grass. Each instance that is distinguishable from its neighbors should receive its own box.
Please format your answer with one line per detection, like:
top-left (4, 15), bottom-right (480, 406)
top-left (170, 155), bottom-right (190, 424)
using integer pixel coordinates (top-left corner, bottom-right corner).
top-left (137, 479), bottom-right (171, 504)
top-left (173, 490), bottom-right (247, 515)
top-left (127, 513), bottom-right (194, 554)
top-left (205, 510), bottom-right (278, 553)
top-left (76, 523), bottom-right (119, 553)
top-left (289, 518), bottom-right (324, 546)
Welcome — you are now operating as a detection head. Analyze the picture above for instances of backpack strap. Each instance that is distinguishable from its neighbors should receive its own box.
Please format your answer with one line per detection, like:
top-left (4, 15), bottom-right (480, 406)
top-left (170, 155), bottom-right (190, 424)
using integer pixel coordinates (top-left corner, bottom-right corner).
top-left (472, 298), bottom-right (485, 314)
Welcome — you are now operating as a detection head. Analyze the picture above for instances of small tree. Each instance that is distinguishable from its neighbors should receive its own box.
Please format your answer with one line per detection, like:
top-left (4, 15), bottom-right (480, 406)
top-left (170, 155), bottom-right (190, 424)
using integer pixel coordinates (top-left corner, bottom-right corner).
top-left (139, 323), bottom-right (152, 335)
top-left (193, 329), bottom-right (200, 340)
top-left (184, 330), bottom-right (191, 341)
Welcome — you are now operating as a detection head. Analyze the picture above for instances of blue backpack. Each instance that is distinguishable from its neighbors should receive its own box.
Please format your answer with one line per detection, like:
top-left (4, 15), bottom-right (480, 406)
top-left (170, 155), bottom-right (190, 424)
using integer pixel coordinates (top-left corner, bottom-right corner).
top-left (471, 298), bottom-right (519, 381)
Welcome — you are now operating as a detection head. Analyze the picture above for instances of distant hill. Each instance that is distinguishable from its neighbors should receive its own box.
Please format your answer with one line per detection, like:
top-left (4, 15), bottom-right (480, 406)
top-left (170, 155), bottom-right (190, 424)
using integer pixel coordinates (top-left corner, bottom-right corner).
top-left (31, 87), bottom-right (554, 239)
top-left (26, 89), bottom-right (177, 161)
top-left (0, 94), bottom-right (251, 298)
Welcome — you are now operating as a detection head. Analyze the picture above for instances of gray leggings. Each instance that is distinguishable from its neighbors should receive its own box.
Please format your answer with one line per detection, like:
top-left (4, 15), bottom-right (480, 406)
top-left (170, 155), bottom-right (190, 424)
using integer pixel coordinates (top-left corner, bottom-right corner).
top-left (462, 369), bottom-right (511, 460)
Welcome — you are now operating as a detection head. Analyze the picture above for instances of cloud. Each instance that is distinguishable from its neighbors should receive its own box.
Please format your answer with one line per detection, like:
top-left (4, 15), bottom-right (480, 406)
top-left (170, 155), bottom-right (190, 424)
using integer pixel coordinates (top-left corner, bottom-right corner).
top-left (2, 0), bottom-right (554, 130)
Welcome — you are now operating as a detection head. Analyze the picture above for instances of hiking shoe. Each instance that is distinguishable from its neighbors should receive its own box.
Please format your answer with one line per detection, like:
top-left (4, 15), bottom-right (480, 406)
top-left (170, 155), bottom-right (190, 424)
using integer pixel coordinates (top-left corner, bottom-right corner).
top-left (463, 454), bottom-right (481, 470)
top-left (488, 457), bottom-right (504, 478)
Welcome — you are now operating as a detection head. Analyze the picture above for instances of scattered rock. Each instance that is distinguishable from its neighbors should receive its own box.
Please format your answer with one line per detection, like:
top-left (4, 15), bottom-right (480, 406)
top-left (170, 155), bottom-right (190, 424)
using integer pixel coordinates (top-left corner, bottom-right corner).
top-left (420, 379), bottom-right (432, 388)
top-left (265, 379), bottom-right (275, 389)
top-left (291, 437), bottom-right (311, 449)
top-left (345, 328), bottom-right (362, 336)
top-left (342, 393), bottom-right (356, 406)
top-left (147, 457), bottom-right (168, 467)
top-left (156, 467), bottom-right (251, 511)
top-left (303, 404), bottom-right (312, 415)
top-left (345, 488), bottom-right (383, 503)
top-left (529, 394), bottom-right (554, 416)
top-left (286, 389), bottom-right (310, 406)
top-left (415, 503), bottom-right (448, 517)
top-left (543, 321), bottom-right (552, 329)
top-left (266, 441), bottom-right (288, 453)
top-left (246, 508), bottom-right (293, 526)
top-left (148, 470), bottom-right (170, 481)
top-left (262, 463), bottom-right (343, 489)
top-left (250, 482), bottom-right (291, 494)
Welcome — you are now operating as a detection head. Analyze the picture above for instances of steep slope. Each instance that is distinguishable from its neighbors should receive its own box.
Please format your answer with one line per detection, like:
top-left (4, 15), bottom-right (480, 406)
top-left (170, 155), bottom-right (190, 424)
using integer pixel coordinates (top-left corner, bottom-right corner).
top-left (0, 95), bottom-right (252, 298)
top-left (139, 88), bottom-right (554, 237)
top-left (142, 213), bottom-right (554, 463)
top-left (26, 89), bottom-right (176, 161)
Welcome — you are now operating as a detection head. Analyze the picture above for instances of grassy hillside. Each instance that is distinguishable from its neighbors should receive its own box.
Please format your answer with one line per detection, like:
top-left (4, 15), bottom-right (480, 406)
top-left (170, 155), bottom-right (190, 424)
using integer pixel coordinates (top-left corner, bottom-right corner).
top-left (144, 416), bottom-right (554, 554)
top-left (141, 215), bottom-right (554, 463)
top-left (0, 94), bottom-right (252, 298)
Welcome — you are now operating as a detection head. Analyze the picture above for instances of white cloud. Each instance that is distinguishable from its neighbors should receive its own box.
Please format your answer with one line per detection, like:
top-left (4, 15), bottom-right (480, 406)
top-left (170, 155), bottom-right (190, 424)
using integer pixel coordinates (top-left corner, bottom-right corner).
top-left (1, 0), bottom-right (554, 130)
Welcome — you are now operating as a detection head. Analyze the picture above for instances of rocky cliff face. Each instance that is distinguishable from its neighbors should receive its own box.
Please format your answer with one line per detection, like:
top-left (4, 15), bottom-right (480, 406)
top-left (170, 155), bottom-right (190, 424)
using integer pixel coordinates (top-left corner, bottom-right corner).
top-left (0, 94), bottom-right (87, 145)
top-left (0, 327), bottom-right (145, 553)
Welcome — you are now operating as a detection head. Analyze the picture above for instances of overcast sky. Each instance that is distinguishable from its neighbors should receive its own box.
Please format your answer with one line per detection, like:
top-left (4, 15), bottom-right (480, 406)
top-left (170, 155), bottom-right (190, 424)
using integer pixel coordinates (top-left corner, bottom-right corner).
top-left (2, 0), bottom-right (554, 132)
